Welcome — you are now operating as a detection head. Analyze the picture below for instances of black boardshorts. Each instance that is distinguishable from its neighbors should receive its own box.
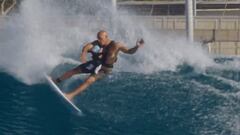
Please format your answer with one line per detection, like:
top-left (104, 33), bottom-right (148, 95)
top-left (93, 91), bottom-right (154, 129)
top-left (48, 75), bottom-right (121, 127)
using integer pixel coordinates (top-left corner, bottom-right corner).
top-left (74, 60), bottom-right (101, 74)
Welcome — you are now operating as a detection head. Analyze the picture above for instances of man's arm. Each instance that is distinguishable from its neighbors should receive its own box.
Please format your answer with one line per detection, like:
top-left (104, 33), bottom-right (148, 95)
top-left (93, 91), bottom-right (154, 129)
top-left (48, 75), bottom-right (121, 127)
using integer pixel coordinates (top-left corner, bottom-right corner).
top-left (80, 43), bottom-right (93, 63)
top-left (119, 39), bottom-right (144, 54)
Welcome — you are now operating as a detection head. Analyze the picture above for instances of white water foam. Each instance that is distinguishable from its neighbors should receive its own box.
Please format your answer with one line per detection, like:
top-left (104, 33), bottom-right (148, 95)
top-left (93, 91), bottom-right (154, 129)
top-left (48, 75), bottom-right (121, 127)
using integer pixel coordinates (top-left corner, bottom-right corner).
top-left (0, 0), bottom-right (214, 84)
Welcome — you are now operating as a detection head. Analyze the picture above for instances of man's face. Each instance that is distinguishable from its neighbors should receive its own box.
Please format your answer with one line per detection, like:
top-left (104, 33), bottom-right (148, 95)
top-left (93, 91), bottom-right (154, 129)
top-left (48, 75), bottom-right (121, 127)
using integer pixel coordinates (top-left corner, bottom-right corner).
top-left (98, 33), bottom-right (108, 46)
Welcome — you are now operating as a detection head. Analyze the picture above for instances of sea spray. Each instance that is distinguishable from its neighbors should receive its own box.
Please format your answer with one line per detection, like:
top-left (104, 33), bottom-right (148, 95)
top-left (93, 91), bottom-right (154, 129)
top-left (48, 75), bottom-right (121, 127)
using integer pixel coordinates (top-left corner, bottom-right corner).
top-left (0, 0), bottom-right (213, 84)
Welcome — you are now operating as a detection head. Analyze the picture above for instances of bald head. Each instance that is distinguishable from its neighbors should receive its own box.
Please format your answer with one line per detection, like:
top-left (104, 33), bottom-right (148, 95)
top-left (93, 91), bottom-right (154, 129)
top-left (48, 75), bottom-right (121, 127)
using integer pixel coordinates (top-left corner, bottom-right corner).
top-left (97, 30), bottom-right (110, 46)
top-left (97, 30), bottom-right (108, 40)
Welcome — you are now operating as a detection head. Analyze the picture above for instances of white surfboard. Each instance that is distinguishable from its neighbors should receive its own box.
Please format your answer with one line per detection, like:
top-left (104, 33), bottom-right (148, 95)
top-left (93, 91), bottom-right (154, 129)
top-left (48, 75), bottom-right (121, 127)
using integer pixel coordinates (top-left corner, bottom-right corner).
top-left (45, 75), bottom-right (82, 114)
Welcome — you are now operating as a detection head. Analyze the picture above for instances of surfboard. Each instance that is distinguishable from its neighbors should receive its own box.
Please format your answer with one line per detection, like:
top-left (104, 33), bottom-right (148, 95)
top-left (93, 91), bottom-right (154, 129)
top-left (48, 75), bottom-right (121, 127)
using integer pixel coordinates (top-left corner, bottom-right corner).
top-left (45, 75), bottom-right (82, 114)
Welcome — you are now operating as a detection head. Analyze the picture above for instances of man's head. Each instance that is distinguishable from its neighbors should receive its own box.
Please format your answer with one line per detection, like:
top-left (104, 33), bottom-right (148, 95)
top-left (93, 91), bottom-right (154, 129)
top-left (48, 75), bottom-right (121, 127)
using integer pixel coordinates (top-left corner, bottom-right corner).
top-left (97, 30), bottom-right (110, 46)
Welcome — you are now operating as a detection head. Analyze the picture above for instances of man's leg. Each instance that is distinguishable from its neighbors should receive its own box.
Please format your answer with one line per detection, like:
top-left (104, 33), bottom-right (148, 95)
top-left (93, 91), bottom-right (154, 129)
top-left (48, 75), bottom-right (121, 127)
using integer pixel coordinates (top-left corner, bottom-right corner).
top-left (55, 61), bottom-right (96, 83)
top-left (54, 66), bottom-right (83, 83)
top-left (65, 75), bottom-right (98, 100)
top-left (56, 69), bottom-right (80, 82)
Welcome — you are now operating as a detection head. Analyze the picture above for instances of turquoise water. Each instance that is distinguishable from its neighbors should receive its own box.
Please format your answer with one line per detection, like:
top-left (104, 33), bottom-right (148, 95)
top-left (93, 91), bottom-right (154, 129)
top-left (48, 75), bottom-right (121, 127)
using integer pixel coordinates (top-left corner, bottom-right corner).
top-left (1, 64), bottom-right (240, 135)
top-left (1, 0), bottom-right (240, 134)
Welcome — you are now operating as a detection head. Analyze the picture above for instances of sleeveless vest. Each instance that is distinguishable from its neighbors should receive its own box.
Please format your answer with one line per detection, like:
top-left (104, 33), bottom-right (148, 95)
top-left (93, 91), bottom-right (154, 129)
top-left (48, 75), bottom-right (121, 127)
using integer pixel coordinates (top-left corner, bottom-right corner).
top-left (89, 40), bottom-right (103, 61)
top-left (101, 41), bottom-right (116, 68)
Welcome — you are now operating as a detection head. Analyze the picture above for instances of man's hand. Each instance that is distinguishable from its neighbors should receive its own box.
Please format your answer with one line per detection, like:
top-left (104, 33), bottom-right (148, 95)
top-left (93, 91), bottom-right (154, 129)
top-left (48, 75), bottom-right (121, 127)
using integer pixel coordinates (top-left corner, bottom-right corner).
top-left (136, 38), bottom-right (144, 48)
top-left (119, 38), bottom-right (144, 54)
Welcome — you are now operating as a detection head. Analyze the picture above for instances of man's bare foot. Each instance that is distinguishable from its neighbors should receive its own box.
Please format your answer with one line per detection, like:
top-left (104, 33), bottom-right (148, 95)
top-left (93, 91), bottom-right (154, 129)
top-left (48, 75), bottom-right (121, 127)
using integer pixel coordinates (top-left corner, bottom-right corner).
top-left (49, 77), bottom-right (57, 84)
top-left (54, 79), bottom-right (61, 84)
top-left (64, 93), bottom-right (74, 101)
top-left (52, 79), bottom-right (58, 84)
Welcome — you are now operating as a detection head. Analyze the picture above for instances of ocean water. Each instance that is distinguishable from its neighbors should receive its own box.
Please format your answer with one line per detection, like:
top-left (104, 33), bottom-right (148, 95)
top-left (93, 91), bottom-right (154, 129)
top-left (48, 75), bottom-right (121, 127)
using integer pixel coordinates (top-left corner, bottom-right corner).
top-left (1, 64), bottom-right (240, 135)
top-left (1, 0), bottom-right (240, 134)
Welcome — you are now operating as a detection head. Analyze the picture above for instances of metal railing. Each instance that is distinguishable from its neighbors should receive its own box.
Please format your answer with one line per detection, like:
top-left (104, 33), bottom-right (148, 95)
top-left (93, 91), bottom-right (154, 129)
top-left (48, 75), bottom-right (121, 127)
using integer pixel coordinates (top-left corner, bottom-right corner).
top-left (118, 0), bottom-right (240, 2)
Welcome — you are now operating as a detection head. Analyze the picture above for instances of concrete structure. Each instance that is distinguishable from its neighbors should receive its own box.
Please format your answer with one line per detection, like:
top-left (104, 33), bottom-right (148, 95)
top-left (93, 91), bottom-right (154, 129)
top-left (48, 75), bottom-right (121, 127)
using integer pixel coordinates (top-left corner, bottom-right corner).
top-left (131, 16), bottom-right (240, 55)
top-left (118, 0), bottom-right (239, 56)
top-left (185, 0), bottom-right (194, 42)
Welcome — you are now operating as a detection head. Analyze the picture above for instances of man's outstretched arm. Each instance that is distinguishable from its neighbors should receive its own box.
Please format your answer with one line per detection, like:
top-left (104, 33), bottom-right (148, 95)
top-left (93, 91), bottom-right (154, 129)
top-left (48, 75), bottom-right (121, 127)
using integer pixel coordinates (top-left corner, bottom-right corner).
top-left (119, 39), bottom-right (144, 54)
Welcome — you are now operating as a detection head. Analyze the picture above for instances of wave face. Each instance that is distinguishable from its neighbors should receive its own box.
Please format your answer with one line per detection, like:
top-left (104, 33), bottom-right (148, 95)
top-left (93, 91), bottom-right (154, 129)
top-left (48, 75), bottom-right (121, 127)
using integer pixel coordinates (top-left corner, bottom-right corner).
top-left (1, 0), bottom-right (240, 135)
top-left (1, 64), bottom-right (240, 135)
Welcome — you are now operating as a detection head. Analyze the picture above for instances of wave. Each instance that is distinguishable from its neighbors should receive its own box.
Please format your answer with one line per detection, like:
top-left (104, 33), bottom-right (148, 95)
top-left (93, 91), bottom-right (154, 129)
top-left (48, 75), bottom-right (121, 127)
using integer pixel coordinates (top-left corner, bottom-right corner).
top-left (0, 0), bottom-right (214, 84)
top-left (1, 65), bottom-right (240, 134)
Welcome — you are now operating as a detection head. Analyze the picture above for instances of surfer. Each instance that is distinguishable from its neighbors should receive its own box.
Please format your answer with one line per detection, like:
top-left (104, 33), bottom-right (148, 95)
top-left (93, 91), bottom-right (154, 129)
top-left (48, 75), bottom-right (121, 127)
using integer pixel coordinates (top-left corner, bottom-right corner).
top-left (54, 31), bottom-right (109, 84)
top-left (64, 30), bottom-right (144, 100)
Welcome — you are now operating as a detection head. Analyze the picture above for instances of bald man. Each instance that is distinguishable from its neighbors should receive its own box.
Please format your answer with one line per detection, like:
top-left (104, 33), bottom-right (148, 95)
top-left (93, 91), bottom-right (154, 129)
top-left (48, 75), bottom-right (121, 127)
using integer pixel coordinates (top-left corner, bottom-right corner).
top-left (62, 30), bottom-right (144, 100)
top-left (54, 31), bottom-right (110, 84)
